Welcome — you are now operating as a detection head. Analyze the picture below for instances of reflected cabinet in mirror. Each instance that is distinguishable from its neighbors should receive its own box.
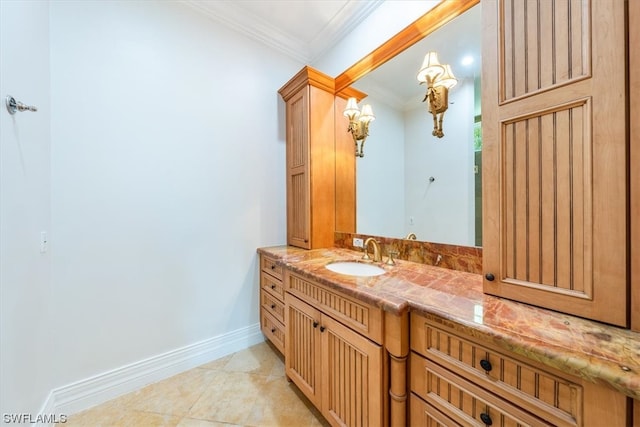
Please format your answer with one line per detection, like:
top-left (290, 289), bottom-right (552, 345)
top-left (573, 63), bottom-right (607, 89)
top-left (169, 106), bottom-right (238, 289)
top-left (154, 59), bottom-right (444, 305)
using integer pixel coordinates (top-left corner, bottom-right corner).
top-left (336, 1), bottom-right (481, 247)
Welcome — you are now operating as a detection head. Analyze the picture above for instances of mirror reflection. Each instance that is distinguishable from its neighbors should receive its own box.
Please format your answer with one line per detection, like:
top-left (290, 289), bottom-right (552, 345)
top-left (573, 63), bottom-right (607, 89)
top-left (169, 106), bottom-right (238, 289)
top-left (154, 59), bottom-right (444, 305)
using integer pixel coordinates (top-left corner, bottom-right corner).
top-left (344, 4), bottom-right (482, 247)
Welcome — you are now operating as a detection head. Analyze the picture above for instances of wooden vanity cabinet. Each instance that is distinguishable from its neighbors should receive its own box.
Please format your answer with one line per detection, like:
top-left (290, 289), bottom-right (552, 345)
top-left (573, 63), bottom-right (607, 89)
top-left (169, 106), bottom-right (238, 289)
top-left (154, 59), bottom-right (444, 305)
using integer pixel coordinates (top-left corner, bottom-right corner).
top-left (278, 67), bottom-right (344, 250)
top-left (259, 255), bottom-right (285, 354)
top-left (409, 312), bottom-right (629, 427)
top-left (482, 0), bottom-right (628, 326)
top-left (284, 270), bottom-right (384, 427)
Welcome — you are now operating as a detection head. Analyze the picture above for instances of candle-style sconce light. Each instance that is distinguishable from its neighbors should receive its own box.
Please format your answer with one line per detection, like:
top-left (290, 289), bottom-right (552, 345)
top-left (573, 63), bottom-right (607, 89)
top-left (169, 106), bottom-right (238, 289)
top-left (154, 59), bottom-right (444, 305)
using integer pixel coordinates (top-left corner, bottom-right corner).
top-left (417, 51), bottom-right (457, 138)
top-left (343, 97), bottom-right (375, 157)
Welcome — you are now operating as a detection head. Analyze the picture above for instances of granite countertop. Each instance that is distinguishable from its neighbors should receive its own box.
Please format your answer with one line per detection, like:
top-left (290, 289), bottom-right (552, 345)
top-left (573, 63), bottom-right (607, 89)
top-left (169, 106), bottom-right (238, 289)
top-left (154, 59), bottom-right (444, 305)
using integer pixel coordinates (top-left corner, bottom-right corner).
top-left (257, 245), bottom-right (640, 400)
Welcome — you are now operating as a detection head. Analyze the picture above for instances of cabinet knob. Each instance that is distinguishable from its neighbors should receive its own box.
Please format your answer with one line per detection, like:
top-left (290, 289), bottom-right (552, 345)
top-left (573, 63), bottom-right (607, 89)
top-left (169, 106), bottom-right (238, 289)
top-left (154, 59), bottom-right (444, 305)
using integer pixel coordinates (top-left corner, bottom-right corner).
top-left (271, 264), bottom-right (276, 270)
top-left (304, 239), bottom-right (309, 243)
top-left (313, 321), bottom-right (319, 328)
top-left (480, 413), bottom-right (492, 425)
top-left (271, 304), bottom-right (276, 309)
top-left (319, 326), bottom-right (326, 332)
top-left (271, 328), bottom-right (276, 333)
top-left (485, 273), bottom-right (495, 281)
top-left (271, 284), bottom-right (276, 289)
top-left (480, 359), bottom-right (492, 372)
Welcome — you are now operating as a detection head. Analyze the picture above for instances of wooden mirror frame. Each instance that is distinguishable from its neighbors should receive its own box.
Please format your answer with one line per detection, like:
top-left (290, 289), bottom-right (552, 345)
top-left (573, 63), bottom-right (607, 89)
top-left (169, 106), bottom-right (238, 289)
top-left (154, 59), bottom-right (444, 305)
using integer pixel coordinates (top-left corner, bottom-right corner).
top-left (334, 0), bottom-right (479, 97)
top-left (332, 0), bottom-right (480, 236)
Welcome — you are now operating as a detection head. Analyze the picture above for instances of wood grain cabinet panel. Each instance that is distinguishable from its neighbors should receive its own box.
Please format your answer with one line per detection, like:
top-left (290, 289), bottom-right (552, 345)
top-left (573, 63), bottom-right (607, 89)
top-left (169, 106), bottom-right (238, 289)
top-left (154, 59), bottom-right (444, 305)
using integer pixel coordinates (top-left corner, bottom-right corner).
top-left (409, 394), bottom-right (458, 427)
top-left (259, 255), bottom-right (285, 354)
top-left (482, 0), bottom-right (628, 326)
top-left (287, 272), bottom-right (383, 343)
top-left (285, 272), bottom-right (383, 427)
top-left (279, 67), bottom-right (348, 249)
top-left (409, 313), bottom-right (629, 427)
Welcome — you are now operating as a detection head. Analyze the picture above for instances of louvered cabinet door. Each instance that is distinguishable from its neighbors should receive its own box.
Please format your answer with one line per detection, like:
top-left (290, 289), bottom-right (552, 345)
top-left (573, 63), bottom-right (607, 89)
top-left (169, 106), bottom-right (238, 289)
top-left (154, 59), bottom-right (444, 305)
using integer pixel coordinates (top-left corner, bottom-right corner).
top-left (285, 293), bottom-right (321, 408)
top-left (320, 314), bottom-right (383, 427)
top-left (482, 0), bottom-right (628, 326)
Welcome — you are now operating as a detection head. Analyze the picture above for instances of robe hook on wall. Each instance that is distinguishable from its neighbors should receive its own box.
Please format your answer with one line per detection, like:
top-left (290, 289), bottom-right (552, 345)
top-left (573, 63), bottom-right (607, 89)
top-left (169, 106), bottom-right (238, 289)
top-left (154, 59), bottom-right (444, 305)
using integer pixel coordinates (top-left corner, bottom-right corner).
top-left (5, 95), bottom-right (38, 115)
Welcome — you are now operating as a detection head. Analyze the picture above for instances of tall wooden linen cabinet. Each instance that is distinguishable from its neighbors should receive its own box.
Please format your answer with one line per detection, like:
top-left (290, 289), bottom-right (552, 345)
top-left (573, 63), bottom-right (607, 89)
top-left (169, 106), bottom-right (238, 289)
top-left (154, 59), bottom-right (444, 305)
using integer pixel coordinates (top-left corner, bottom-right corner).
top-left (279, 67), bottom-right (355, 249)
top-left (482, 0), bottom-right (629, 327)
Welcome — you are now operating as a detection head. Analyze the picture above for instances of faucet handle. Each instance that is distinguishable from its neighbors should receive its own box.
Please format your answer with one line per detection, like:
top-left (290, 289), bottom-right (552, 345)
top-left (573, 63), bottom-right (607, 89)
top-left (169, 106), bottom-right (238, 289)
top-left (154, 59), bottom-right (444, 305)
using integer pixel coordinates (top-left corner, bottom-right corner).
top-left (386, 250), bottom-right (399, 266)
top-left (362, 251), bottom-right (373, 261)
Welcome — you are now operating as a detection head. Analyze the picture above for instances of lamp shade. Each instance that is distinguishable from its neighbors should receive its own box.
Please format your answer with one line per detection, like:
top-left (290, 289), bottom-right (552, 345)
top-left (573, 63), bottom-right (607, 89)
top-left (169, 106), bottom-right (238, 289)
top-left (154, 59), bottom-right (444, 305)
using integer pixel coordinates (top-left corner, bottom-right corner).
top-left (438, 64), bottom-right (458, 89)
top-left (417, 51), bottom-right (444, 82)
top-left (359, 104), bottom-right (375, 123)
top-left (343, 97), bottom-right (360, 118)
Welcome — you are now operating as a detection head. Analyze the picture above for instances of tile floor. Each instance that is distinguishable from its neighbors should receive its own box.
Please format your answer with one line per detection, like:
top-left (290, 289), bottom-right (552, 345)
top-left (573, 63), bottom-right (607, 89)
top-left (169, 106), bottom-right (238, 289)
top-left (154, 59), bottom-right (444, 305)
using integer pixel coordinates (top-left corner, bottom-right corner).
top-left (60, 342), bottom-right (329, 427)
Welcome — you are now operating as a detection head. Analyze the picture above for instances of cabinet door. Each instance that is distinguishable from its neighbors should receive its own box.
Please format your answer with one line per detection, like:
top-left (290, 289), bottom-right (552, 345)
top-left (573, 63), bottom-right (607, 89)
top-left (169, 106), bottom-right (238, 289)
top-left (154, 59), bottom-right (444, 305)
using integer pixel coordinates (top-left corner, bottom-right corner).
top-left (320, 314), bottom-right (383, 427)
top-left (286, 87), bottom-right (311, 249)
top-left (285, 293), bottom-right (321, 407)
top-left (482, 0), bottom-right (628, 326)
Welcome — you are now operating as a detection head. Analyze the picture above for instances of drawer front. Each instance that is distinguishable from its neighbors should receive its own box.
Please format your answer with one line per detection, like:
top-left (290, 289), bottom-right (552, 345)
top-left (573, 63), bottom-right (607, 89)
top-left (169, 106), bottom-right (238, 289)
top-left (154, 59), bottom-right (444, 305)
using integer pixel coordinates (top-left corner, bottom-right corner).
top-left (261, 289), bottom-right (285, 324)
top-left (410, 393), bottom-right (459, 427)
top-left (261, 255), bottom-right (283, 280)
top-left (411, 353), bottom-right (553, 427)
top-left (261, 271), bottom-right (285, 300)
top-left (286, 271), bottom-right (383, 344)
top-left (411, 314), bottom-right (582, 427)
top-left (261, 309), bottom-right (285, 355)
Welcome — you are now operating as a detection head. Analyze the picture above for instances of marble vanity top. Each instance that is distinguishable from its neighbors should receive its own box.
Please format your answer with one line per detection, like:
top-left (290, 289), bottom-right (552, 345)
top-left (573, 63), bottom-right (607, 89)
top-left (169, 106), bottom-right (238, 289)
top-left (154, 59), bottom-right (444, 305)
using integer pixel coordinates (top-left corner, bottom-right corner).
top-left (257, 245), bottom-right (640, 400)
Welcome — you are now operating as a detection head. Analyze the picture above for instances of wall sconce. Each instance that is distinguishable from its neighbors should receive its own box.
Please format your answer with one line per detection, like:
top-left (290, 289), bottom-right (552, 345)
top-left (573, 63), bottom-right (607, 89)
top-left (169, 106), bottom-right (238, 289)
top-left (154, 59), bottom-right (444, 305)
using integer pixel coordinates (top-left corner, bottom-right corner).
top-left (417, 51), bottom-right (457, 138)
top-left (343, 97), bottom-right (375, 157)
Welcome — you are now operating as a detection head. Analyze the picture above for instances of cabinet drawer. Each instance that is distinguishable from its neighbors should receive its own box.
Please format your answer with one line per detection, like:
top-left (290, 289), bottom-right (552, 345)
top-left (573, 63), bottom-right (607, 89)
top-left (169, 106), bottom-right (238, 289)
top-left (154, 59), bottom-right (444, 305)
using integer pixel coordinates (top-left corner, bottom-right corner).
top-left (261, 272), bottom-right (284, 300)
top-left (261, 255), bottom-right (283, 280)
top-left (286, 271), bottom-right (383, 344)
top-left (411, 313), bottom-right (582, 427)
top-left (261, 289), bottom-right (285, 324)
top-left (261, 309), bottom-right (285, 355)
top-left (410, 393), bottom-right (458, 427)
top-left (411, 353), bottom-right (553, 427)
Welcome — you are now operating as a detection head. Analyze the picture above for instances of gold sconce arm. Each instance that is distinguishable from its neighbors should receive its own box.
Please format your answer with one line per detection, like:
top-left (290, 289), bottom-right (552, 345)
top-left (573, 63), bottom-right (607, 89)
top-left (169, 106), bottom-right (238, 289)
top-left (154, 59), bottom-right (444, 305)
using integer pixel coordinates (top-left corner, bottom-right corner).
top-left (417, 52), bottom-right (457, 138)
top-left (344, 98), bottom-right (375, 157)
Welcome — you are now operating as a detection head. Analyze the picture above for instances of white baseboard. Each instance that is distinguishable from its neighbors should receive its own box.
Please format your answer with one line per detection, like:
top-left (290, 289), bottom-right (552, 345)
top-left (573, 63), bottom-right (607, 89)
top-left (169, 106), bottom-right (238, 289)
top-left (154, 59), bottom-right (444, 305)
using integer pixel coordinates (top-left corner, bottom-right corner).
top-left (37, 323), bottom-right (263, 426)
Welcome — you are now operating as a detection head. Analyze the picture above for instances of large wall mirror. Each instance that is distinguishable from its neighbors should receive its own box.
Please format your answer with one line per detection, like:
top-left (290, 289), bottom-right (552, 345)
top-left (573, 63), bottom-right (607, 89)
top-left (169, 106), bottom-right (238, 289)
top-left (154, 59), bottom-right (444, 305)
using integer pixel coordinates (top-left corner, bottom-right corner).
top-left (336, 0), bottom-right (482, 247)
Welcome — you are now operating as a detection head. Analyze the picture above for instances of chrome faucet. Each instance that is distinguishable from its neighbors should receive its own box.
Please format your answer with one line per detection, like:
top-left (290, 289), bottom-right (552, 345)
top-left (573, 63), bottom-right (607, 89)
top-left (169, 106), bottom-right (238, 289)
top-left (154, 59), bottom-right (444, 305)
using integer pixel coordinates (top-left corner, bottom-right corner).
top-left (362, 237), bottom-right (382, 262)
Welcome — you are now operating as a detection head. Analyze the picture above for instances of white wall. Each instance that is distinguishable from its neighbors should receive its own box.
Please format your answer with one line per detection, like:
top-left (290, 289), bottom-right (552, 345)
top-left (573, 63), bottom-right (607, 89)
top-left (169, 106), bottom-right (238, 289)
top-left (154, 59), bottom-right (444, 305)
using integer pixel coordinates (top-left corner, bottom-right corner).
top-left (0, 0), bottom-right (53, 417)
top-left (404, 78), bottom-right (476, 245)
top-left (47, 0), bottom-right (296, 390)
top-left (312, 1), bottom-right (440, 75)
top-left (355, 95), bottom-right (405, 238)
top-left (1, 0), bottom-right (435, 417)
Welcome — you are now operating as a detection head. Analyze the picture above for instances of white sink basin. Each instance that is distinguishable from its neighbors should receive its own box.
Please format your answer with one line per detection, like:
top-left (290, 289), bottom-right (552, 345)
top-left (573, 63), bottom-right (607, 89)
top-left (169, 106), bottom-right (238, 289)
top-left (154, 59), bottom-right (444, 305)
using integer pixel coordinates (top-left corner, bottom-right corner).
top-left (325, 261), bottom-right (386, 277)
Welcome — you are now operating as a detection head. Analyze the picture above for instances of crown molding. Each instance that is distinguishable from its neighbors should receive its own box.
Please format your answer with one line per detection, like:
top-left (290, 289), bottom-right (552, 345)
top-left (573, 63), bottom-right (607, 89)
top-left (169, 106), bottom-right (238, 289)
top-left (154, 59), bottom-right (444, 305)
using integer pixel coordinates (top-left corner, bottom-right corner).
top-left (307, 0), bottom-right (383, 63)
top-left (181, 0), bottom-right (382, 64)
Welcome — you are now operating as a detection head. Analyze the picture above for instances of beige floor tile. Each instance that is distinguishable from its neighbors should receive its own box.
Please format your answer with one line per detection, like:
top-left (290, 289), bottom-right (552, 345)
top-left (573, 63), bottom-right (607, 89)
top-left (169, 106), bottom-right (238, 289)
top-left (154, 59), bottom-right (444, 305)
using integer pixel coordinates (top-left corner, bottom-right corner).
top-left (221, 342), bottom-right (281, 376)
top-left (198, 353), bottom-right (234, 371)
top-left (188, 370), bottom-right (270, 424)
top-left (124, 367), bottom-right (222, 417)
top-left (59, 341), bottom-right (328, 427)
top-left (177, 418), bottom-right (242, 427)
top-left (246, 376), bottom-right (328, 427)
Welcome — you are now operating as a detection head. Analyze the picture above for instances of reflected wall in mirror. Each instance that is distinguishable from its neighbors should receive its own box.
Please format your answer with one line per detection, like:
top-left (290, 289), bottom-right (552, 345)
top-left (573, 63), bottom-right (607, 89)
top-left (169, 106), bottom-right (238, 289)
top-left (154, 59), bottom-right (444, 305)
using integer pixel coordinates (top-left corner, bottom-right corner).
top-left (342, 3), bottom-right (482, 247)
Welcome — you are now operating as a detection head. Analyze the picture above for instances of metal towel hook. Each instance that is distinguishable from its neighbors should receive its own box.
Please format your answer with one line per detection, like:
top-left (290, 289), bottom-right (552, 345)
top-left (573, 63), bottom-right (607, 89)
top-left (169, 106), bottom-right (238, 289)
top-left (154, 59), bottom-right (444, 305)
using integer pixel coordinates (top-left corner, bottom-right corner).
top-left (5, 95), bottom-right (37, 115)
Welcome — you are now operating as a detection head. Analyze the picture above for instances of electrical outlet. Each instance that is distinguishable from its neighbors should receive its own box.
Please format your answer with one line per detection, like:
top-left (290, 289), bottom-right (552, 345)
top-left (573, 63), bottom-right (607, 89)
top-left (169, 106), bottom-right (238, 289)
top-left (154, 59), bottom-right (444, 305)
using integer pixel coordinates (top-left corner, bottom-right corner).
top-left (353, 237), bottom-right (364, 248)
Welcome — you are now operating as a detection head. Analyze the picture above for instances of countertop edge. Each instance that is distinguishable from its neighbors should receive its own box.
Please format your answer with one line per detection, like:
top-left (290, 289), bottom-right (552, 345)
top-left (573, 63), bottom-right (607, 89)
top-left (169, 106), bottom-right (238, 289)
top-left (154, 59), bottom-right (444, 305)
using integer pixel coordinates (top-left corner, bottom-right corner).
top-left (257, 246), bottom-right (640, 400)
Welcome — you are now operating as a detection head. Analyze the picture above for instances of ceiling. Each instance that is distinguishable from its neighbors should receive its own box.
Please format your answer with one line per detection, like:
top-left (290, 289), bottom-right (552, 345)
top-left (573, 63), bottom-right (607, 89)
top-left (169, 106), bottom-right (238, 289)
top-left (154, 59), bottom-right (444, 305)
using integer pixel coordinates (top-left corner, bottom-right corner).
top-left (182, 0), bottom-right (383, 63)
top-left (182, 0), bottom-right (481, 111)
